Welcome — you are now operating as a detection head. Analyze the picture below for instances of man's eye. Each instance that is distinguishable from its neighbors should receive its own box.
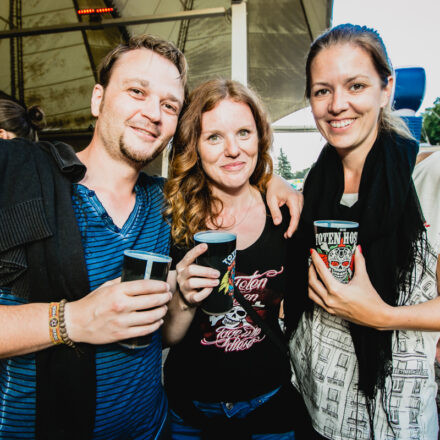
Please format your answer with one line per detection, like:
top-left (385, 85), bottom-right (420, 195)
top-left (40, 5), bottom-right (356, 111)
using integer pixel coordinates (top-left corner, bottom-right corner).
top-left (130, 88), bottom-right (144, 97)
top-left (163, 103), bottom-right (178, 114)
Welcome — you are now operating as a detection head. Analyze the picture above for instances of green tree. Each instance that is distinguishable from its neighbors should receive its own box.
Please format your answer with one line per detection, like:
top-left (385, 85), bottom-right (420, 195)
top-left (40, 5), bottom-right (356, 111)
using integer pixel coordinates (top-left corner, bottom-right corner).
top-left (292, 167), bottom-right (311, 179)
top-left (275, 148), bottom-right (294, 179)
top-left (422, 97), bottom-right (440, 145)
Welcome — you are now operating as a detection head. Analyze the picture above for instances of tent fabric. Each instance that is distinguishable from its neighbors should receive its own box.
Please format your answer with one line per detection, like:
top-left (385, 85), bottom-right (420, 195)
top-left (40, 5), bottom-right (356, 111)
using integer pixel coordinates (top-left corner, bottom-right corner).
top-left (0, 0), bottom-right (332, 132)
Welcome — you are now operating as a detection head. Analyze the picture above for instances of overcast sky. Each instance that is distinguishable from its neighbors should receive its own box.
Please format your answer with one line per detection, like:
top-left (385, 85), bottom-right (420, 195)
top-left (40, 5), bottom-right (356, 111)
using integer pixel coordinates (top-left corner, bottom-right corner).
top-left (272, 0), bottom-right (440, 172)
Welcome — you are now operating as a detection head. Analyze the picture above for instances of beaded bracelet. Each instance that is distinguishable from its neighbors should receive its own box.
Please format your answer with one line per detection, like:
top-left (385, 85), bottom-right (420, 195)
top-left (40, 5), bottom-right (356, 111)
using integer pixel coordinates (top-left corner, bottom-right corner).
top-left (48, 302), bottom-right (63, 345)
top-left (59, 299), bottom-right (76, 349)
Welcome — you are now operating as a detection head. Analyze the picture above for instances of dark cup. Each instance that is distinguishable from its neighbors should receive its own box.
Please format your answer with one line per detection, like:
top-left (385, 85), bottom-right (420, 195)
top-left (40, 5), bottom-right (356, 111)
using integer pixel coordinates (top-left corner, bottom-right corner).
top-left (194, 231), bottom-right (236, 315)
top-left (313, 220), bottom-right (359, 284)
top-left (119, 250), bottom-right (172, 349)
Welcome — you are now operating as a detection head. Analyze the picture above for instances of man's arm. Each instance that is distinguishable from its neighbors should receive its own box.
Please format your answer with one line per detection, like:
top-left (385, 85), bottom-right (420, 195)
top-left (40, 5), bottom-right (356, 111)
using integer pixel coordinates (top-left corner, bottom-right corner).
top-left (0, 278), bottom-right (171, 358)
top-left (0, 303), bottom-right (52, 357)
top-left (265, 174), bottom-right (303, 238)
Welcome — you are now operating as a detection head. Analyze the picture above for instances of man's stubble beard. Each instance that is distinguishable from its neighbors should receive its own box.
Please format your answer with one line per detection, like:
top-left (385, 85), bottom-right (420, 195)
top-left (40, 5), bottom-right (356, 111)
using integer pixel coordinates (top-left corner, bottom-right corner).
top-left (97, 91), bottom-right (167, 168)
top-left (119, 135), bottom-right (167, 167)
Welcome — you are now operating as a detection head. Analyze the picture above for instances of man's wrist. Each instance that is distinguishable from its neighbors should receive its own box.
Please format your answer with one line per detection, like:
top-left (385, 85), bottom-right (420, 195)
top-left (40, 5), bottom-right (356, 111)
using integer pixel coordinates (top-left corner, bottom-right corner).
top-left (64, 301), bottom-right (80, 343)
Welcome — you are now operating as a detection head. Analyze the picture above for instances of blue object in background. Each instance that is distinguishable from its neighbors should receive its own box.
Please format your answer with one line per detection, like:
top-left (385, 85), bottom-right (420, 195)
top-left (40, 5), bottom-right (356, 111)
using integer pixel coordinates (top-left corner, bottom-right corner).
top-left (393, 67), bottom-right (426, 112)
top-left (400, 116), bottom-right (423, 143)
top-left (392, 67), bottom-right (426, 142)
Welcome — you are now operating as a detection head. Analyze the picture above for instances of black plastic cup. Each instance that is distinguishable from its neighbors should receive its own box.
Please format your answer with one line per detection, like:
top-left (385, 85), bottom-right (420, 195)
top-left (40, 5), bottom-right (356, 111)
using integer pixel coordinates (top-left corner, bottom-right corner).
top-left (194, 231), bottom-right (236, 315)
top-left (118, 250), bottom-right (172, 349)
top-left (313, 220), bottom-right (359, 284)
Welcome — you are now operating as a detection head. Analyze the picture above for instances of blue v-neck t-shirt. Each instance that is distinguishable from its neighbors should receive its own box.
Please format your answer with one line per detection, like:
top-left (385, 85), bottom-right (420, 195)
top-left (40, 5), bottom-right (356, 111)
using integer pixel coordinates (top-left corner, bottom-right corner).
top-left (0, 173), bottom-right (171, 439)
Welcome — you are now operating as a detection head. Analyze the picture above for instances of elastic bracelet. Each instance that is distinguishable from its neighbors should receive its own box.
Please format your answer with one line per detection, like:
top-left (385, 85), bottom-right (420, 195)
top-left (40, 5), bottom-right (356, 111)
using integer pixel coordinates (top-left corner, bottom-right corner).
top-left (48, 302), bottom-right (62, 345)
top-left (59, 299), bottom-right (76, 348)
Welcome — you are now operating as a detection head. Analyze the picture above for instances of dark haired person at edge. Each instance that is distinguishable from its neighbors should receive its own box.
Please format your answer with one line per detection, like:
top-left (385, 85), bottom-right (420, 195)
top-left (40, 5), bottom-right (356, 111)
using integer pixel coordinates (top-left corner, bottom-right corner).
top-left (0, 35), bottom-right (302, 439)
top-left (162, 79), bottom-right (309, 439)
top-left (283, 24), bottom-right (439, 440)
top-left (0, 99), bottom-right (45, 141)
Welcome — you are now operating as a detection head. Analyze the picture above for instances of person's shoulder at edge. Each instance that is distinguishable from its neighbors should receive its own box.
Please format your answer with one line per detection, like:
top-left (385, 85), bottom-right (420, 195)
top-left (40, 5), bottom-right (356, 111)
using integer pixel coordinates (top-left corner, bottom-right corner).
top-left (0, 137), bottom-right (36, 155)
top-left (415, 150), bottom-right (440, 172)
top-left (0, 138), bottom-right (44, 179)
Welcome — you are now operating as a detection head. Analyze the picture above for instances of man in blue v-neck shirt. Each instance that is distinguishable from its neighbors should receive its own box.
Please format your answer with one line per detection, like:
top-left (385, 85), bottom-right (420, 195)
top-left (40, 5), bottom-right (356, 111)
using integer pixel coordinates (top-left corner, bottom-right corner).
top-left (0, 35), bottom-right (186, 440)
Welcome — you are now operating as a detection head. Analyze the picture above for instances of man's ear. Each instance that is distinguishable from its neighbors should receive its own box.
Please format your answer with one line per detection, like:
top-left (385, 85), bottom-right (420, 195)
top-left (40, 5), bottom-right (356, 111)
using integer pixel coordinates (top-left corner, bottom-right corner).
top-left (91, 84), bottom-right (104, 117)
top-left (0, 129), bottom-right (15, 139)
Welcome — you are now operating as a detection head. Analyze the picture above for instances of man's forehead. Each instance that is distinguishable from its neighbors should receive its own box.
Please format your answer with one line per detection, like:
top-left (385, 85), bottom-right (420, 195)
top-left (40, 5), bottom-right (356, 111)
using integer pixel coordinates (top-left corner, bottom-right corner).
top-left (110, 48), bottom-right (184, 98)
top-left (112, 48), bottom-right (179, 81)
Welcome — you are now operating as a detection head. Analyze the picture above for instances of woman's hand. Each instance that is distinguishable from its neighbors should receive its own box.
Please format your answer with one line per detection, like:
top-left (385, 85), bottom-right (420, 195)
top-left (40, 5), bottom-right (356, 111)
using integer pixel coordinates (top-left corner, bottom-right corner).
top-left (175, 243), bottom-right (220, 306)
top-left (308, 246), bottom-right (393, 330)
top-left (266, 174), bottom-right (303, 238)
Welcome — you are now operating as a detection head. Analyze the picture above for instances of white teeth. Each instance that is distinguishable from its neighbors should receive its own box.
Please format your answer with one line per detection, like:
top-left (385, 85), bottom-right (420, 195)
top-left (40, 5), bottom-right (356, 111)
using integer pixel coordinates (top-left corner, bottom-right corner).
top-left (330, 119), bottom-right (354, 128)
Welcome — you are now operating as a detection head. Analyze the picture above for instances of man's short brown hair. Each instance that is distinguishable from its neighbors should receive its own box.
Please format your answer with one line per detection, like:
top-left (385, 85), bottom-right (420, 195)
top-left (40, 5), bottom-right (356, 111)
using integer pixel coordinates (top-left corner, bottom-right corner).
top-left (97, 34), bottom-right (188, 94)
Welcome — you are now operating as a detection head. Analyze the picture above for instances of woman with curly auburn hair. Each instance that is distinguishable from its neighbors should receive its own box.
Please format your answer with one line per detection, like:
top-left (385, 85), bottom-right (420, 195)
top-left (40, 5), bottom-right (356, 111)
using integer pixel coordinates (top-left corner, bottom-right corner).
top-left (164, 79), bottom-right (274, 247)
top-left (162, 79), bottom-right (309, 439)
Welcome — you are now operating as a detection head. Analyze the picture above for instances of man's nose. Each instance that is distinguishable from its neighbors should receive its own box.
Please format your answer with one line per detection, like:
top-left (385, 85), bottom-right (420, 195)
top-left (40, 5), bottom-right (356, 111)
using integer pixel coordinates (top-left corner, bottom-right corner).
top-left (141, 96), bottom-right (161, 123)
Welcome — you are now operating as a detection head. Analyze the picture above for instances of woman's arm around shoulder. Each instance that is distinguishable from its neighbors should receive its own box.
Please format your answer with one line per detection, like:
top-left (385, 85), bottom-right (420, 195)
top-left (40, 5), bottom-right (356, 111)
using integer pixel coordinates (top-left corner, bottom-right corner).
top-left (265, 174), bottom-right (303, 238)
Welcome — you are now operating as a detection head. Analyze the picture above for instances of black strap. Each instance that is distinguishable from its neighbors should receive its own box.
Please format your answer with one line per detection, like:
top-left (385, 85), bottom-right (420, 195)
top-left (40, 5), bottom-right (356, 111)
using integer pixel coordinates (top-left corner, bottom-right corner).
top-left (233, 289), bottom-right (288, 356)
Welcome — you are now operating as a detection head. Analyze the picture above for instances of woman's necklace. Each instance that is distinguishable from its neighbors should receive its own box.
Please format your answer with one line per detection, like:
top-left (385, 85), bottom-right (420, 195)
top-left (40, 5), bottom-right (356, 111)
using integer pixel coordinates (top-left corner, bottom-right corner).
top-left (220, 188), bottom-right (256, 231)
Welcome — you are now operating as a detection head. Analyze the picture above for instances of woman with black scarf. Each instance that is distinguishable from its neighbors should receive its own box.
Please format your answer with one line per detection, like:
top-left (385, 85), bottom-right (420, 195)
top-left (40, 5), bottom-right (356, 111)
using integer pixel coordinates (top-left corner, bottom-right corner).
top-left (285, 24), bottom-right (439, 439)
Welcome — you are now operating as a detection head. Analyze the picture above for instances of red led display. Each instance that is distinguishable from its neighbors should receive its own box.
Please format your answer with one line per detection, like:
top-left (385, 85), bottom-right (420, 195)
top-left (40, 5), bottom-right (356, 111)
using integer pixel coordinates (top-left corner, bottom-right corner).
top-left (77, 7), bottom-right (114, 15)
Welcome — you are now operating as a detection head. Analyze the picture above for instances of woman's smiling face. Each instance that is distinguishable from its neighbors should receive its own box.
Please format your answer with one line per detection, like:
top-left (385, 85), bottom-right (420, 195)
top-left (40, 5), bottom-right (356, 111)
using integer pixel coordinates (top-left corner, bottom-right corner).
top-left (309, 43), bottom-right (393, 156)
top-left (197, 98), bottom-right (259, 194)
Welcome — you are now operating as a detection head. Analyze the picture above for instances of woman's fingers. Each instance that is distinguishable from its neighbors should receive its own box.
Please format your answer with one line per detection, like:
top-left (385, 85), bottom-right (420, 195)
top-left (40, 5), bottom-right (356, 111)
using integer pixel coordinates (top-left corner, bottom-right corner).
top-left (283, 191), bottom-right (304, 238)
top-left (179, 275), bottom-right (219, 293)
top-left (191, 287), bottom-right (214, 303)
top-left (176, 243), bottom-right (208, 272)
top-left (352, 245), bottom-right (367, 281)
top-left (308, 285), bottom-right (334, 314)
top-left (308, 263), bottom-right (329, 304)
top-left (310, 249), bottom-right (339, 291)
top-left (181, 262), bottom-right (220, 280)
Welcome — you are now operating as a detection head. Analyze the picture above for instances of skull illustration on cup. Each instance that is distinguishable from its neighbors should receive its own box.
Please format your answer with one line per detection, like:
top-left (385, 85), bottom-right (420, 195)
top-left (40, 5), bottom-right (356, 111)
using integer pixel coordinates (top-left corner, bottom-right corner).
top-left (314, 220), bottom-right (359, 284)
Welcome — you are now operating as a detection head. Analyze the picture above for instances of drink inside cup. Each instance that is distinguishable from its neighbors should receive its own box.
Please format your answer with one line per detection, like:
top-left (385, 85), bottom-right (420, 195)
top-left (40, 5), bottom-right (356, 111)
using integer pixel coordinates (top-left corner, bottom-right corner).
top-left (194, 231), bottom-right (236, 315)
top-left (119, 250), bottom-right (172, 349)
top-left (313, 220), bottom-right (359, 284)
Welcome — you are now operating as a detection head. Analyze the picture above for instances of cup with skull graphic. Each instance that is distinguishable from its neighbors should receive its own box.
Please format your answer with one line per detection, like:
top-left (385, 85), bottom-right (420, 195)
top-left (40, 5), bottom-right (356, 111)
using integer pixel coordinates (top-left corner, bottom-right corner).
top-left (194, 231), bottom-right (236, 315)
top-left (313, 221), bottom-right (359, 284)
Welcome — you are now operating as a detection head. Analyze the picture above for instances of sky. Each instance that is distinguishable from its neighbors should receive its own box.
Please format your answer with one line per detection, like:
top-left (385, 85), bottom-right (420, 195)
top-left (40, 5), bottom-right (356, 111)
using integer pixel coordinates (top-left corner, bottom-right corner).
top-left (272, 0), bottom-right (440, 172)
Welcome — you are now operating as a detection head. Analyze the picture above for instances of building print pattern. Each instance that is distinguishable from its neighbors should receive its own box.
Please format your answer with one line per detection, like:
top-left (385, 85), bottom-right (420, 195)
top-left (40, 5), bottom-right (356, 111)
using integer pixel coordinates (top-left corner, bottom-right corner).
top-left (290, 248), bottom-right (439, 440)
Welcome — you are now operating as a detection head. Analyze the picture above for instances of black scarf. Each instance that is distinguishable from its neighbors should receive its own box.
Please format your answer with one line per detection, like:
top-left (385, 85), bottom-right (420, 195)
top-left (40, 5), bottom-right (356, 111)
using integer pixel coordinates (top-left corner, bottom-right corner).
top-left (285, 130), bottom-right (425, 399)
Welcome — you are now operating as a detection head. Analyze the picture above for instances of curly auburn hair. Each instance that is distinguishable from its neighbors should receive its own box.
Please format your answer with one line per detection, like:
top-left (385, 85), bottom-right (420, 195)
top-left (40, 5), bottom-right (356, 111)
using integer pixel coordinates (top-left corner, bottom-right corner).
top-left (164, 79), bottom-right (273, 247)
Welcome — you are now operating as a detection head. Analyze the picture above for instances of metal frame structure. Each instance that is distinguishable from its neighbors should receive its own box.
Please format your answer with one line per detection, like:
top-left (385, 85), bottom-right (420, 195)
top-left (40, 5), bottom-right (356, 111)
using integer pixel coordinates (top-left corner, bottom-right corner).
top-left (0, 7), bottom-right (227, 38)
